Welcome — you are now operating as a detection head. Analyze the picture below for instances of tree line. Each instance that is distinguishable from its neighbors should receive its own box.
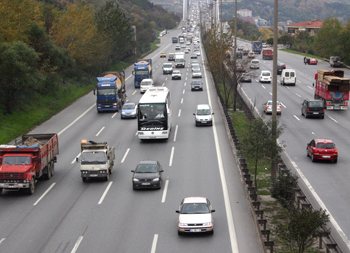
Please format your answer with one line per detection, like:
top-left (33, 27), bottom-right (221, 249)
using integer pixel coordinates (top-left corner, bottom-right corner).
top-left (0, 0), bottom-right (179, 115)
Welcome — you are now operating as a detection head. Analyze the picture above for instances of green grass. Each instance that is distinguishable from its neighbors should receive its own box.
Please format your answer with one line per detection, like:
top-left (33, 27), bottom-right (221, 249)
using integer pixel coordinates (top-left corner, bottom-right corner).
top-left (150, 38), bottom-right (160, 51)
top-left (280, 49), bottom-right (324, 60)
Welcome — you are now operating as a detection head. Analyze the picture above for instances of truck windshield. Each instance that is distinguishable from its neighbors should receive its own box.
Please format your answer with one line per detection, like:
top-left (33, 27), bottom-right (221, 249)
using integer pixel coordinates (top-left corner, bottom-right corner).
top-left (97, 88), bottom-right (116, 96)
top-left (2, 156), bottom-right (31, 165)
top-left (81, 151), bottom-right (107, 164)
top-left (135, 70), bottom-right (149, 76)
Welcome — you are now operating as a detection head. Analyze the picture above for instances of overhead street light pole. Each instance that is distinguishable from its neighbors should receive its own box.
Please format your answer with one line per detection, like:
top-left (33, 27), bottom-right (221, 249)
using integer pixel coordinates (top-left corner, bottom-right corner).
top-left (233, 0), bottom-right (237, 111)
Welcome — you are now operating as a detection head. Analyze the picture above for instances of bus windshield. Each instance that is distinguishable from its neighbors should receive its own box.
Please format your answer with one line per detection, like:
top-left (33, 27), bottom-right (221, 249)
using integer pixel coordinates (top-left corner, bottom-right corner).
top-left (139, 103), bottom-right (167, 121)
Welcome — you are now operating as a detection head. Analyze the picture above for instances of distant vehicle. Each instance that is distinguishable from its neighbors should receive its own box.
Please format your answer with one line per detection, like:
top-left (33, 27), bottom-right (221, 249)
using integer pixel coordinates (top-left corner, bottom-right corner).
top-left (175, 45), bottom-right (181, 50)
top-left (185, 47), bottom-right (191, 53)
top-left (262, 100), bottom-right (282, 115)
top-left (162, 63), bottom-right (173, 74)
top-left (121, 103), bottom-right (138, 119)
top-left (191, 80), bottom-right (203, 91)
top-left (168, 53), bottom-right (175, 61)
top-left (186, 41), bottom-right (191, 45)
top-left (191, 63), bottom-right (200, 72)
top-left (236, 51), bottom-right (243, 59)
top-left (140, 78), bottom-right (154, 94)
top-left (250, 59), bottom-right (260, 69)
top-left (262, 43), bottom-right (267, 48)
top-left (259, 70), bottom-right (272, 83)
top-left (277, 63), bottom-right (286, 75)
top-left (248, 51), bottom-right (255, 58)
top-left (305, 58), bottom-right (318, 65)
top-left (243, 49), bottom-right (249, 56)
top-left (301, 99), bottom-right (325, 119)
top-left (330, 56), bottom-right (343, 67)
top-left (172, 70), bottom-right (182, 80)
top-left (262, 48), bottom-right (273, 60)
top-left (240, 73), bottom-right (252, 83)
top-left (160, 52), bottom-right (166, 58)
top-left (307, 139), bottom-right (338, 163)
top-left (192, 69), bottom-right (202, 78)
top-left (132, 59), bottom-right (152, 88)
top-left (193, 104), bottom-right (214, 126)
top-left (252, 41), bottom-right (262, 54)
top-left (238, 46), bottom-right (244, 51)
top-left (176, 197), bottom-right (215, 235)
top-left (194, 50), bottom-right (201, 56)
top-left (172, 37), bottom-right (178, 43)
top-left (191, 53), bottom-right (198, 59)
top-left (175, 52), bottom-right (185, 68)
top-left (280, 69), bottom-right (296, 86)
top-left (237, 64), bottom-right (246, 73)
top-left (131, 161), bottom-right (164, 189)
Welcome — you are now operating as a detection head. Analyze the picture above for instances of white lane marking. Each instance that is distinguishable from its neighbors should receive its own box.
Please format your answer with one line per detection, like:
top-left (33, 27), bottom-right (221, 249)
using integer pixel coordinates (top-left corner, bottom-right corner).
top-left (184, 82), bottom-right (186, 86)
top-left (183, 89), bottom-right (185, 94)
top-left (165, 77), bottom-right (168, 81)
top-left (121, 148), bottom-right (130, 163)
top-left (173, 125), bottom-right (178, 142)
top-left (0, 238), bottom-right (5, 244)
top-left (178, 109), bottom-right (181, 117)
top-left (162, 83), bottom-right (165, 86)
top-left (169, 147), bottom-right (174, 166)
top-left (161, 180), bottom-right (169, 203)
top-left (34, 183), bottom-right (56, 206)
top-left (295, 93), bottom-right (301, 97)
top-left (112, 112), bottom-right (118, 118)
top-left (98, 181), bottom-right (113, 205)
top-left (132, 90), bottom-right (137, 95)
top-left (135, 131), bottom-right (138, 136)
top-left (280, 102), bottom-right (286, 108)
top-left (186, 72), bottom-right (188, 75)
top-left (58, 104), bottom-right (95, 136)
top-left (307, 86), bottom-right (313, 90)
top-left (71, 153), bottom-right (81, 164)
top-left (181, 98), bottom-right (183, 104)
top-left (185, 77), bottom-right (187, 80)
top-left (261, 85), bottom-right (266, 89)
top-left (96, 127), bottom-right (105, 136)
top-left (126, 99), bottom-right (129, 103)
top-left (126, 75), bottom-right (132, 81)
top-left (286, 152), bottom-right (350, 250)
top-left (269, 92), bottom-right (272, 96)
top-left (297, 79), bottom-right (301, 83)
top-left (150, 234), bottom-right (158, 253)
top-left (71, 236), bottom-right (83, 253)
top-left (203, 50), bottom-right (239, 253)
top-left (294, 115), bottom-right (301, 121)
top-left (328, 116), bottom-right (338, 123)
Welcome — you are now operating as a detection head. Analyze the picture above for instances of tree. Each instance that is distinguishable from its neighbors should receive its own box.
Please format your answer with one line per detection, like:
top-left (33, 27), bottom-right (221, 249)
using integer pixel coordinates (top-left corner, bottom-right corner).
top-left (0, 42), bottom-right (43, 114)
top-left (271, 170), bottom-right (299, 207)
top-left (277, 208), bottom-right (330, 253)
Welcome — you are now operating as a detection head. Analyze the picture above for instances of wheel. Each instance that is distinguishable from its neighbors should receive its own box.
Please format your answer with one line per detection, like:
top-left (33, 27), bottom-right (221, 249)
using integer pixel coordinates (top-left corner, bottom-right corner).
top-left (208, 229), bottom-right (214, 235)
top-left (301, 110), bottom-right (304, 116)
top-left (334, 159), bottom-right (338, 163)
top-left (321, 116), bottom-right (324, 119)
top-left (25, 179), bottom-right (35, 195)
top-left (51, 162), bottom-right (55, 176)
top-left (178, 231), bottom-right (183, 235)
top-left (105, 172), bottom-right (110, 181)
top-left (82, 177), bottom-right (88, 182)
top-left (306, 149), bottom-right (310, 157)
top-left (46, 164), bottom-right (52, 180)
top-left (311, 155), bottom-right (316, 163)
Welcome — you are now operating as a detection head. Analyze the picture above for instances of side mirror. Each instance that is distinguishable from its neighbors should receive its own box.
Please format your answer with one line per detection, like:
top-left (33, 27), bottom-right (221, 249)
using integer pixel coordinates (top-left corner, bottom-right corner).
top-left (76, 157), bottom-right (79, 162)
top-left (212, 112), bottom-right (214, 115)
top-left (175, 210), bottom-right (180, 213)
top-left (107, 156), bottom-right (110, 160)
top-left (193, 113), bottom-right (195, 115)
top-left (131, 170), bottom-right (135, 173)
top-left (93, 89), bottom-right (96, 95)
top-left (159, 170), bottom-right (164, 172)
top-left (211, 210), bottom-right (216, 213)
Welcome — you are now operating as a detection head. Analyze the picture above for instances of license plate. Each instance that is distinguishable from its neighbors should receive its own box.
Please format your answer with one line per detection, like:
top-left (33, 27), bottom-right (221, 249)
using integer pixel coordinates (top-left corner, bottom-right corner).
top-left (7, 185), bottom-right (15, 188)
top-left (322, 156), bottom-right (330, 158)
top-left (313, 112), bottom-right (319, 114)
top-left (141, 183), bottom-right (150, 185)
top-left (89, 174), bottom-right (98, 177)
top-left (190, 229), bottom-right (201, 232)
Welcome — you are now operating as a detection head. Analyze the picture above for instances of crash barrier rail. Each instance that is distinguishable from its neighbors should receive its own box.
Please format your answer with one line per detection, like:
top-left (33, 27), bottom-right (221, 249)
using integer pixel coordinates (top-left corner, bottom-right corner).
top-left (203, 45), bottom-right (342, 252)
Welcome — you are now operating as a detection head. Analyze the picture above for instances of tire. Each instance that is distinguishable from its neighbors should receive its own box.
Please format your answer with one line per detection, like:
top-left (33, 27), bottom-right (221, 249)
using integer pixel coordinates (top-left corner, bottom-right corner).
top-left (311, 155), bottom-right (316, 163)
top-left (306, 149), bottom-right (310, 157)
top-left (46, 164), bottom-right (52, 180)
top-left (301, 110), bottom-right (304, 116)
top-left (178, 231), bottom-right (183, 236)
top-left (82, 177), bottom-right (88, 182)
top-left (105, 172), bottom-right (110, 181)
top-left (334, 159), bottom-right (338, 163)
top-left (321, 116), bottom-right (324, 119)
top-left (208, 229), bottom-right (214, 235)
top-left (51, 162), bottom-right (55, 176)
top-left (25, 179), bottom-right (35, 195)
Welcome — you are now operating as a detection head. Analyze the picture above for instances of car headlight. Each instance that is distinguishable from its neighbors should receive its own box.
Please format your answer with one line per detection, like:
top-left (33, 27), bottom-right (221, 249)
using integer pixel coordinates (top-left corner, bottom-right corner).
top-left (179, 223), bottom-right (187, 227)
top-left (153, 178), bottom-right (160, 182)
top-left (133, 178), bottom-right (139, 182)
top-left (121, 112), bottom-right (126, 115)
top-left (131, 112), bottom-right (136, 115)
top-left (203, 222), bottom-right (213, 226)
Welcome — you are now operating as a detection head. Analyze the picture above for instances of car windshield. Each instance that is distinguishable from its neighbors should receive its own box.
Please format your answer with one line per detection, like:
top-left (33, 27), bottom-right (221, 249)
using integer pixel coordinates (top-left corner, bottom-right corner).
top-left (2, 156), bottom-right (31, 165)
top-left (193, 69), bottom-right (200, 73)
top-left (180, 203), bottom-right (210, 214)
top-left (196, 109), bottom-right (210, 115)
top-left (81, 151), bottom-right (107, 164)
top-left (136, 164), bottom-right (158, 173)
top-left (316, 143), bottom-right (335, 149)
top-left (252, 60), bottom-right (259, 64)
top-left (123, 104), bottom-right (135, 110)
top-left (262, 72), bottom-right (270, 76)
top-left (192, 81), bottom-right (202, 85)
top-left (173, 71), bottom-right (180, 74)
top-left (163, 64), bottom-right (172, 68)
top-left (141, 81), bottom-right (152, 86)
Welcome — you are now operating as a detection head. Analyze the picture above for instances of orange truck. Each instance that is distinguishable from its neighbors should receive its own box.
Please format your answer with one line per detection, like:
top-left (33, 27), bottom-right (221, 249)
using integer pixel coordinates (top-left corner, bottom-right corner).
top-left (0, 134), bottom-right (59, 195)
top-left (262, 48), bottom-right (273, 60)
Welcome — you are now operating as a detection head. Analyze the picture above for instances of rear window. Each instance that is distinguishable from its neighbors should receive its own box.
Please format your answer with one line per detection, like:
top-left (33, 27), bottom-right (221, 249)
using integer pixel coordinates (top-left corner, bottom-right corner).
top-left (290, 72), bottom-right (295, 77)
top-left (285, 72), bottom-right (290, 77)
top-left (309, 101), bottom-right (323, 107)
top-left (316, 143), bottom-right (335, 149)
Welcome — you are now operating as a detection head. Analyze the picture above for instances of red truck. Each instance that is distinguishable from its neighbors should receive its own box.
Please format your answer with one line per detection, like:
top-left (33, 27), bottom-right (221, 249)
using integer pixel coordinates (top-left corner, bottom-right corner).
top-left (262, 48), bottom-right (273, 60)
top-left (314, 70), bottom-right (349, 110)
top-left (0, 133), bottom-right (59, 195)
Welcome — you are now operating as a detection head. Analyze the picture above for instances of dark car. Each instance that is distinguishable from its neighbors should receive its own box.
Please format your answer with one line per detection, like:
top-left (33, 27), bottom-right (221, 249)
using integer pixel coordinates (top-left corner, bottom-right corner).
top-left (191, 80), bottom-right (203, 91)
top-left (236, 51), bottom-right (243, 59)
top-left (277, 63), bottom-right (286, 75)
top-left (240, 73), bottom-right (252, 83)
top-left (237, 65), bottom-right (246, 73)
top-left (301, 99), bottom-right (325, 119)
top-left (307, 139), bottom-right (338, 163)
top-left (131, 161), bottom-right (164, 190)
top-left (121, 103), bottom-right (138, 119)
top-left (243, 49), bottom-right (249, 56)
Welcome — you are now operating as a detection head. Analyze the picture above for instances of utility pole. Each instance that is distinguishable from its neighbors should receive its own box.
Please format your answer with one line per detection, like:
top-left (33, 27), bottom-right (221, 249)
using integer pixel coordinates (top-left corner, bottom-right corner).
top-left (233, 0), bottom-right (237, 111)
top-left (271, 0), bottom-right (279, 185)
top-left (220, 0), bottom-right (222, 33)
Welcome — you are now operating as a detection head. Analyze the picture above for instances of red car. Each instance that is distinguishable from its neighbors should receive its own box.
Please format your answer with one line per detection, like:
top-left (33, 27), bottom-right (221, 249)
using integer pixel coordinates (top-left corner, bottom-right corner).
top-left (309, 58), bottom-right (318, 65)
top-left (307, 139), bottom-right (338, 163)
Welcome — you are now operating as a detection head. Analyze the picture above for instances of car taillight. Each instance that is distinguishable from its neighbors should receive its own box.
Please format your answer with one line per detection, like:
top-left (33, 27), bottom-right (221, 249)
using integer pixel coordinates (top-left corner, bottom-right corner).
top-left (322, 108), bottom-right (325, 112)
top-left (307, 108), bottom-right (310, 112)
top-left (334, 149), bottom-right (338, 154)
top-left (344, 101), bottom-right (348, 106)
top-left (327, 102), bottom-right (331, 106)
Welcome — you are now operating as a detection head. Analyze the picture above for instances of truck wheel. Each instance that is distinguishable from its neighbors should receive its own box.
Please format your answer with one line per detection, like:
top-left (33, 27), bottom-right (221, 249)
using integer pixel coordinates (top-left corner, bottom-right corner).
top-left (82, 177), bottom-right (88, 182)
top-left (311, 155), bottom-right (316, 163)
top-left (46, 164), bottom-right (52, 180)
top-left (25, 179), bottom-right (35, 195)
top-left (51, 162), bottom-right (55, 176)
top-left (105, 172), bottom-right (110, 181)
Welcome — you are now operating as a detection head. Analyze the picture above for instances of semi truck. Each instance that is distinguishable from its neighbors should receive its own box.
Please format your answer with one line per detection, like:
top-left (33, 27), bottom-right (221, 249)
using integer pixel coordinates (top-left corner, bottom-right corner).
top-left (0, 133), bottom-right (59, 195)
top-left (95, 71), bottom-right (126, 112)
top-left (76, 140), bottom-right (115, 182)
top-left (262, 48), bottom-right (273, 60)
top-left (133, 59), bottom-right (152, 88)
top-left (175, 52), bottom-right (185, 68)
top-left (314, 69), bottom-right (349, 110)
top-left (252, 41), bottom-right (263, 54)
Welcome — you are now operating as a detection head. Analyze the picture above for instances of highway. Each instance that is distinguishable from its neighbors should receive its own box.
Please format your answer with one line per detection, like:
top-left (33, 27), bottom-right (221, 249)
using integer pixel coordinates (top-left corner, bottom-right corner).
top-left (0, 28), bottom-right (262, 252)
top-left (237, 40), bottom-right (350, 252)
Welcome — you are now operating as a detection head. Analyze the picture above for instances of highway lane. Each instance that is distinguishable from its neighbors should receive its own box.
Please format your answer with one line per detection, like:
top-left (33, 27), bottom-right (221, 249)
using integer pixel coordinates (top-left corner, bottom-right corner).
top-left (0, 29), bottom-right (262, 253)
top-left (236, 39), bottom-right (350, 251)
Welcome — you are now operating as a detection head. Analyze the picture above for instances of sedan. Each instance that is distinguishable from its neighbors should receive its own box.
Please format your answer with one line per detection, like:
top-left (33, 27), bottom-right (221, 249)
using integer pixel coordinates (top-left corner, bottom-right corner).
top-left (240, 73), bottom-right (252, 83)
top-left (309, 58), bottom-right (318, 65)
top-left (191, 53), bottom-right (198, 59)
top-left (238, 46), bottom-right (244, 51)
top-left (192, 69), bottom-right (202, 78)
top-left (237, 65), bottom-right (246, 73)
top-left (131, 161), bottom-right (164, 189)
top-left (259, 70), bottom-right (272, 83)
top-left (262, 100), bottom-right (282, 115)
top-left (172, 70), bottom-right (182, 80)
top-left (121, 103), bottom-right (137, 119)
top-left (243, 49), bottom-right (249, 56)
top-left (277, 63), bottom-right (286, 75)
top-left (247, 51), bottom-right (255, 58)
top-left (191, 80), bottom-right (203, 91)
top-left (194, 50), bottom-right (201, 56)
top-left (176, 197), bottom-right (215, 235)
top-left (307, 139), bottom-right (338, 163)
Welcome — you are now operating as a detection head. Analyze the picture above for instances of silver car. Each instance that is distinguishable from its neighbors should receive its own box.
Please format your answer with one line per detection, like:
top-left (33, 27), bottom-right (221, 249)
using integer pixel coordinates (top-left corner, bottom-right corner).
top-left (192, 69), bottom-right (202, 78)
top-left (262, 100), bottom-right (282, 115)
top-left (176, 197), bottom-right (215, 235)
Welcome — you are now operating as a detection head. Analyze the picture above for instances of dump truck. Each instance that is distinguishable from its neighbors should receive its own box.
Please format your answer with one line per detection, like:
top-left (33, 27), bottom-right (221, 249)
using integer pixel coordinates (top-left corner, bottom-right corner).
top-left (132, 59), bottom-right (152, 88)
top-left (0, 133), bottom-right (59, 195)
top-left (262, 48), bottom-right (273, 60)
top-left (76, 140), bottom-right (115, 182)
top-left (95, 71), bottom-right (126, 112)
top-left (252, 41), bottom-right (263, 54)
top-left (330, 56), bottom-right (343, 68)
top-left (314, 69), bottom-right (349, 110)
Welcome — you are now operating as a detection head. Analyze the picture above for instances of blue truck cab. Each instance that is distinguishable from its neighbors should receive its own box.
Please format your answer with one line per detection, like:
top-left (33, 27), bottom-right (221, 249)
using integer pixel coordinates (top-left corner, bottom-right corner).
top-left (132, 59), bottom-right (152, 88)
top-left (172, 37), bottom-right (178, 43)
top-left (252, 41), bottom-right (263, 54)
top-left (95, 76), bottom-right (120, 112)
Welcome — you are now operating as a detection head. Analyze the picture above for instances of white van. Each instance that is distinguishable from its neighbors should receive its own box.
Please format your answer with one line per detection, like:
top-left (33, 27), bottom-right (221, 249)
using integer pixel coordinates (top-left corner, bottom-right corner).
top-left (250, 59), bottom-right (260, 69)
top-left (280, 69), bottom-right (296, 86)
top-left (193, 104), bottom-right (214, 126)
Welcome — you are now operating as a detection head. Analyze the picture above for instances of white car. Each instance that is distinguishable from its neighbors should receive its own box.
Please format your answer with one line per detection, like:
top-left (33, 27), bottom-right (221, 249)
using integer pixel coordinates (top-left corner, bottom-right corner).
top-left (262, 100), bottom-right (282, 115)
top-left (140, 79), bottom-right (154, 93)
top-left (193, 104), bottom-right (213, 126)
top-left (191, 63), bottom-right (200, 72)
top-left (250, 59), bottom-right (260, 69)
top-left (259, 71), bottom-right (272, 83)
top-left (192, 69), bottom-right (202, 78)
top-left (176, 197), bottom-right (215, 235)
top-left (194, 50), bottom-right (201, 56)
top-left (172, 70), bottom-right (182, 80)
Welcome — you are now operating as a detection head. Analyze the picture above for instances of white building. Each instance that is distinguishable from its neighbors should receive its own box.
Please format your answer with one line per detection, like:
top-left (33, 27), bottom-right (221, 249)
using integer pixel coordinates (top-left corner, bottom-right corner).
top-left (237, 9), bottom-right (252, 18)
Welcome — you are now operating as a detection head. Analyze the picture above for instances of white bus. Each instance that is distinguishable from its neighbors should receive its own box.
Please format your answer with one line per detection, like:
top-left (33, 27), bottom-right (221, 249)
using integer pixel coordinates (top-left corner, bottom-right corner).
top-left (137, 87), bottom-right (172, 140)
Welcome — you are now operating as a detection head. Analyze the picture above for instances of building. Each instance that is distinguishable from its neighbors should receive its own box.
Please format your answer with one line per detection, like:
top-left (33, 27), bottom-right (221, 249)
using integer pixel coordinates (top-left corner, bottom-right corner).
top-left (237, 9), bottom-right (252, 18)
top-left (286, 20), bottom-right (323, 36)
